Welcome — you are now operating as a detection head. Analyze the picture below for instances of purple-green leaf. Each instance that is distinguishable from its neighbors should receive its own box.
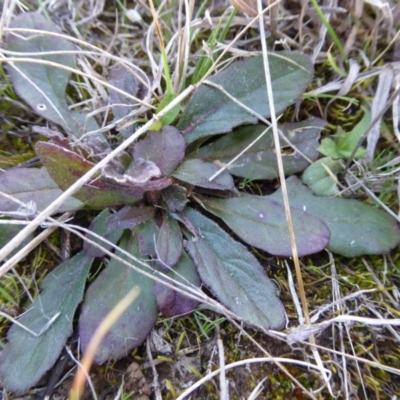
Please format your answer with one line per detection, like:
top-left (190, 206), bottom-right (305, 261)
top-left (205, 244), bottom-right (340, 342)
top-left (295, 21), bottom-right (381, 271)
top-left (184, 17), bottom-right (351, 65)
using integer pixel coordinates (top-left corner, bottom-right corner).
top-left (79, 233), bottom-right (158, 365)
top-left (177, 51), bottom-right (313, 143)
top-left (269, 176), bottom-right (400, 257)
top-left (102, 158), bottom-right (162, 185)
top-left (183, 208), bottom-right (286, 330)
top-left (6, 12), bottom-right (99, 137)
top-left (133, 126), bottom-right (185, 175)
top-left (200, 194), bottom-right (330, 257)
top-left (0, 224), bottom-right (33, 257)
top-left (156, 213), bottom-right (183, 269)
top-left (172, 159), bottom-right (235, 191)
top-left (0, 251), bottom-right (92, 394)
top-left (153, 250), bottom-right (200, 316)
top-left (109, 64), bottom-right (150, 136)
top-left (135, 219), bottom-right (159, 257)
top-left (106, 206), bottom-right (155, 231)
top-left (192, 118), bottom-right (325, 180)
top-left (36, 141), bottom-right (142, 207)
top-left (84, 209), bottom-right (125, 258)
top-left (0, 167), bottom-right (83, 214)
top-left (162, 184), bottom-right (188, 212)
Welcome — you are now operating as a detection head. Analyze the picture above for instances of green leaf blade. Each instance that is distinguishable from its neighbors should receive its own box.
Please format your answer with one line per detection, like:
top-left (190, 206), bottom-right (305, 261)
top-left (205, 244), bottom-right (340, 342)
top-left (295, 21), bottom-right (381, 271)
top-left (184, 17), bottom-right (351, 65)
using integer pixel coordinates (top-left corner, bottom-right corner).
top-left (6, 12), bottom-right (99, 137)
top-left (172, 159), bottom-right (235, 191)
top-left (78, 234), bottom-right (158, 364)
top-left (269, 176), bottom-right (400, 256)
top-left (184, 208), bottom-right (286, 330)
top-left (153, 250), bottom-right (200, 316)
top-left (0, 252), bottom-right (93, 394)
top-left (36, 141), bottom-right (140, 207)
top-left (177, 51), bottom-right (313, 143)
top-left (156, 213), bottom-right (183, 269)
top-left (133, 126), bottom-right (185, 176)
top-left (83, 209), bottom-right (125, 258)
top-left (200, 194), bottom-right (330, 257)
top-left (0, 167), bottom-right (83, 213)
top-left (192, 118), bottom-right (325, 180)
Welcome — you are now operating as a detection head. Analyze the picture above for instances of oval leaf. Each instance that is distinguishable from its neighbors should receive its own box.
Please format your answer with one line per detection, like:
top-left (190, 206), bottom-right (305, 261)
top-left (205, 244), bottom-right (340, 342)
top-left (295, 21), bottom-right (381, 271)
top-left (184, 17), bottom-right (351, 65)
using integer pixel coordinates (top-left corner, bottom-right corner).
top-left (0, 167), bottom-right (83, 213)
top-left (7, 12), bottom-right (99, 137)
top-left (183, 208), bottom-right (286, 330)
top-left (0, 252), bottom-right (93, 394)
top-left (153, 250), bottom-right (200, 316)
top-left (161, 184), bottom-right (188, 212)
top-left (172, 159), bottom-right (234, 191)
top-left (0, 223), bottom-right (33, 257)
top-left (135, 219), bottom-right (159, 257)
top-left (177, 51), bottom-right (313, 143)
top-left (156, 213), bottom-right (183, 269)
top-left (109, 64), bottom-right (150, 136)
top-left (106, 205), bottom-right (155, 231)
top-left (133, 126), bottom-right (185, 175)
top-left (269, 176), bottom-right (400, 257)
top-left (79, 234), bottom-right (158, 364)
top-left (84, 209), bottom-right (125, 258)
top-left (200, 194), bottom-right (330, 257)
top-left (36, 141), bottom-right (142, 207)
top-left (192, 118), bottom-right (325, 180)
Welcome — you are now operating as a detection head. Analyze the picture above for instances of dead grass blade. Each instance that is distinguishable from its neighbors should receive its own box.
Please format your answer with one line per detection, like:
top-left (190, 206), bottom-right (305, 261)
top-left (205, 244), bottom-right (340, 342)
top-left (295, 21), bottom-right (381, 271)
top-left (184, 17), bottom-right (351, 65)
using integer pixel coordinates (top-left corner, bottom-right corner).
top-left (69, 287), bottom-right (140, 400)
top-left (229, 0), bottom-right (258, 17)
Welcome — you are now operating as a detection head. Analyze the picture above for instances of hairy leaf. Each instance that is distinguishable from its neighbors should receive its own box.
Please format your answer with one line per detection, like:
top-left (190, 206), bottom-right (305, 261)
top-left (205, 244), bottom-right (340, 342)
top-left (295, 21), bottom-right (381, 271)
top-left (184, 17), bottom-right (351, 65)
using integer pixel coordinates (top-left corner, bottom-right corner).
top-left (106, 206), bottom-right (155, 231)
top-left (0, 252), bottom-right (92, 394)
top-left (200, 194), bottom-right (330, 256)
top-left (192, 118), bottom-right (325, 180)
top-left (84, 209), bottom-right (125, 258)
top-left (269, 176), bottom-right (400, 256)
top-left (133, 126), bottom-right (185, 175)
top-left (172, 159), bottom-right (234, 191)
top-left (36, 142), bottom-right (142, 207)
top-left (79, 234), bottom-right (158, 364)
top-left (7, 12), bottom-right (99, 137)
top-left (102, 158), bottom-right (162, 185)
top-left (177, 51), bottom-right (313, 143)
top-left (184, 208), bottom-right (285, 329)
top-left (156, 213), bottom-right (183, 269)
top-left (153, 250), bottom-right (200, 316)
top-left (0, 167), bottom-right (83, 214)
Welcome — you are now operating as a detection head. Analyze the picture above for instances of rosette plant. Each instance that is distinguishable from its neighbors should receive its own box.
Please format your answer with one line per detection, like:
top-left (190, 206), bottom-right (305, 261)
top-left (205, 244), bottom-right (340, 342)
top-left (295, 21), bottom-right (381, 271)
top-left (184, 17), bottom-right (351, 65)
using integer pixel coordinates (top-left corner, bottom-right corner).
top-left (0, 12), bottom-right (399, 394)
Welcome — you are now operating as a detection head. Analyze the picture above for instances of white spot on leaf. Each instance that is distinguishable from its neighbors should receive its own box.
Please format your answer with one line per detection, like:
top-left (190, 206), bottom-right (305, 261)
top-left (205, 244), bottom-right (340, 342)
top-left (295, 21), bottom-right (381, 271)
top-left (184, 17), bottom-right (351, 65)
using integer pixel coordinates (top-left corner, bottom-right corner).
top-left (37, 103), bottom-right (47, 111)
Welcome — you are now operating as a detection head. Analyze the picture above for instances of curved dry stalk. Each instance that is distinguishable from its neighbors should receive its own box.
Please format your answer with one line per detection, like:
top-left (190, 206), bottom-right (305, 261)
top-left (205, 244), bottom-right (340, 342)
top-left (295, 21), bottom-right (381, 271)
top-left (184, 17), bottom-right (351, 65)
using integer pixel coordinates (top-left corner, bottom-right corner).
top-left (176, 356), bottom-right (331, 400)
top-left (69, 287), bottom-right (140, 400)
